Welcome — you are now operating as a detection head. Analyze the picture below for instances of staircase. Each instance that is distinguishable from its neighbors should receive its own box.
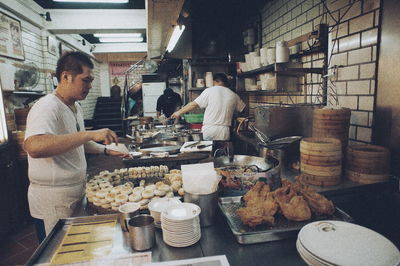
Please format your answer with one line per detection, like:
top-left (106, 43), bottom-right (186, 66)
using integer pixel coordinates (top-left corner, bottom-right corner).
top-left (93, 97), bottom-right (123, 137)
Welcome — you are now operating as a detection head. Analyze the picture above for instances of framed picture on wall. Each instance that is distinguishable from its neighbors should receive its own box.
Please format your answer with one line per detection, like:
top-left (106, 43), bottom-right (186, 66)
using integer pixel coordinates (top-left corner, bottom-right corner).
top-left (47, 36), bottom-right (57, 55)
top-left (0, 12), bottom-right (24, 60)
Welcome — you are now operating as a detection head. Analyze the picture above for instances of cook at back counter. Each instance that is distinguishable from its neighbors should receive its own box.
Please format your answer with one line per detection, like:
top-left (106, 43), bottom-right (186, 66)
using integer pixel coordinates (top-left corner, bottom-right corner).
top-left (23, 51), bottom-right (129, 243)
top-left (171, 73), bottom-right (245, 141)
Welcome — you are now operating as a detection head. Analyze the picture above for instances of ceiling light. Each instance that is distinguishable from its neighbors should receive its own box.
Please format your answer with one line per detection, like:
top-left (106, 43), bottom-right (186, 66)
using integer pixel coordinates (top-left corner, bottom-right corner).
top-left (94, 33), bottom-right (142, 38)
top-left (53, 0), bottom-right (129, 3)
top-left (166, 25), bottom-right (185, 53)
top-left (99, 37), bottom-right (144, 43)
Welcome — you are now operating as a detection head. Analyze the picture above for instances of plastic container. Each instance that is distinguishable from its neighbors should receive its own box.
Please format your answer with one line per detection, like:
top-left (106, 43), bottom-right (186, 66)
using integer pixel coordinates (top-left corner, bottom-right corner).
top-left (189, 123), bottom-right (202, 130)
top-left (184, 113), bottom-right (204, 123)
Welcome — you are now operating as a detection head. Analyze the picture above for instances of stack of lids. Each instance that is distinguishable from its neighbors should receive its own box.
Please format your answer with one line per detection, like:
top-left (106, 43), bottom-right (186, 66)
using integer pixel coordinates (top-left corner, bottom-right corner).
top-left (161, 203), bottom-right (201, 247)
top-left (297, 220), bottom-right (400, 266)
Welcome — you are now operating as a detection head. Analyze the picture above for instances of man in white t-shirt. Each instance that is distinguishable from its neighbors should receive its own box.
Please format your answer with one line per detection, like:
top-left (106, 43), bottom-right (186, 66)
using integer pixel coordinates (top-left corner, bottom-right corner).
top-left (24, 51), bottom-right (129, 242)
top-left (171, 73), bottom-right (245, 140)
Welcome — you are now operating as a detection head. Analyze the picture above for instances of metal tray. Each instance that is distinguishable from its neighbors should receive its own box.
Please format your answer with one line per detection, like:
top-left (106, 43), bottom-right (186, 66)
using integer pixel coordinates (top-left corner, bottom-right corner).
top-left (218, 196), bottom-right (353, 244)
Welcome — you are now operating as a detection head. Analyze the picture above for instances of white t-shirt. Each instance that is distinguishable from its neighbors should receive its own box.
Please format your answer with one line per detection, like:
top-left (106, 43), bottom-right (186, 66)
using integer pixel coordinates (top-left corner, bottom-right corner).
top-left (194, 86), bottom-right (245, 140)
top-left (25, 94), bottom-right (86, 186)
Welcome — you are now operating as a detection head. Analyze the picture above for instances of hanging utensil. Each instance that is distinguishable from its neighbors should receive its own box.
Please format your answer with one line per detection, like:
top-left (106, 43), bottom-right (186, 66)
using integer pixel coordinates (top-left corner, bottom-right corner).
top-left (183, 140), bottom-right (201, 149)
top-left (196, 143), bottom-right (213, 149)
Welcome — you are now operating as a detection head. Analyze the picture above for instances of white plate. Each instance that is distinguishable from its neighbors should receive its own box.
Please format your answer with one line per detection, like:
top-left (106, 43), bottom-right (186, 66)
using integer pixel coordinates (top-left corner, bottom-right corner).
top-left (163, 233), bottom-right (201, 247)
top-left (162, 203), bottom-right (201, 221)
top-left (298, 220), bottom-right (400, 266)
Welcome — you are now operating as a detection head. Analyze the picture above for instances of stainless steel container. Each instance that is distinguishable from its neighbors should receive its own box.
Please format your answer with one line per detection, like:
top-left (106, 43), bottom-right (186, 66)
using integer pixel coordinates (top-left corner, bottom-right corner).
top-left (118, 203), bottom-right (140, 232)
top-left (184, 191), bottom-right (218, 227)
top-left (191, 132), bottom-right (203, 141)
top-left (127, 214), bottom-right (155, 251)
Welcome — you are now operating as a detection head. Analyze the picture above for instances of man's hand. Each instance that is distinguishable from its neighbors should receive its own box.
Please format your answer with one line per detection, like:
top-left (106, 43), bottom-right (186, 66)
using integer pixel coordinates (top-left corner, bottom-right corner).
top-left (105, 149), bottom-right (131, 158)
top-left (90, 128), bottom-right (119, 145)
top-left (170, 111), bottom-right (181, 120)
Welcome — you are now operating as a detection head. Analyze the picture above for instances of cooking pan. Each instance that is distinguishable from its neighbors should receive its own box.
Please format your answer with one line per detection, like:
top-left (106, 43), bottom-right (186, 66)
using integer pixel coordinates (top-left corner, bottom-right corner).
top-left (137, 141), bottom-right (181, 155)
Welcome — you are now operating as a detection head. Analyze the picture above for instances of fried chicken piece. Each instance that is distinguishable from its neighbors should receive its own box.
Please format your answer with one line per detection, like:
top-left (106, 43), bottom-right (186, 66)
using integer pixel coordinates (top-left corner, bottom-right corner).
top-left (294, 176), bottom-right (335, 215)
top-left (236, 206), bottom-right (275, 227)
top-left (277, 195), bottom-right (312, 221)
top-left (243, 181), bottom-right (265, 203)
top-left (237, 181), bottom-right (278, 227)
top-left (274, 186), bottom-right (311, 221)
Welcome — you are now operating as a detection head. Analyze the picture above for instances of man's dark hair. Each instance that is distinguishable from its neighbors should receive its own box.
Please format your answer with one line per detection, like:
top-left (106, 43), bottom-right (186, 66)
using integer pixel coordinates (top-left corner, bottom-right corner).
top-left (55, 51), bottom-right (94, 81)
top-left (213, 73), bottom-right (230, 87)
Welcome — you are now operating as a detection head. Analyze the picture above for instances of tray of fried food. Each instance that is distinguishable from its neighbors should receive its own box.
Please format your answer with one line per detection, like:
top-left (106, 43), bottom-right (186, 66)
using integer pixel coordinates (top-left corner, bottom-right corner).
top-left (218, 178), bottom-right (353, 244)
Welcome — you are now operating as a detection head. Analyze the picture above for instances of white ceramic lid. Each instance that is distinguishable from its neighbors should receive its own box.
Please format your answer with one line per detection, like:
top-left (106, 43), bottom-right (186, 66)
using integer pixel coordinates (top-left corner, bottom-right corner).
top-left (148, 197), bottom-right (182, 213)
top-left (298, 220), bottom-right (400, 266)
top-left (162, 203), bottom-right (201, 221)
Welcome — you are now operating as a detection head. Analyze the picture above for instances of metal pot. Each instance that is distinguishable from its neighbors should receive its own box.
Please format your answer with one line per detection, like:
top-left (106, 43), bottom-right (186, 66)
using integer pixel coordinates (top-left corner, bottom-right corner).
top-left (177, 134), bottom-right (191, 143)
top-left (191, 132), bottom-right (203, 141)
top-left (214, 155), bottom-right (281, 191)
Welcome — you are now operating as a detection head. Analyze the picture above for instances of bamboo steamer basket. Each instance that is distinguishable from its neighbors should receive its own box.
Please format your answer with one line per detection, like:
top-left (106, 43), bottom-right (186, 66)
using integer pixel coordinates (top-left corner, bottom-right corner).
top-left (300, 137), bottom-right (342, 186)
top-left (12, 130), bottom-right (27, 158)
top-left (312, 108), bottom-right (351, 153)
top-left (346, 144), bottom-right (390, 184)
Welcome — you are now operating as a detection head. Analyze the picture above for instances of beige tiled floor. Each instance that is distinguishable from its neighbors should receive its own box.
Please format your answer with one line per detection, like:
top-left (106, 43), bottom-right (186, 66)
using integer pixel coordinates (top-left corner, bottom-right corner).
top-left (0, 222), bottom-right (39, 266)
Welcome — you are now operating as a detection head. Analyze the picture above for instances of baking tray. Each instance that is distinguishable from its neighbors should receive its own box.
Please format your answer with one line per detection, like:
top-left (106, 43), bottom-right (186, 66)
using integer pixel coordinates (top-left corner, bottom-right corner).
top-left (26, 214), bottom-right (124, 265)
top-left (218, 196), bottom-right (353, 244)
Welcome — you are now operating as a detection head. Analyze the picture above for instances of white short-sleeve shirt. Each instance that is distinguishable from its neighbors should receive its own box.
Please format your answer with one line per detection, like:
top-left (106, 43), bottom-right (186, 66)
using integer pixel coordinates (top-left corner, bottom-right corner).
top-left (24, 94), bottom-right (86, 186)
top-left (194, 86), bottom-right (245, 127)
top-left (194, 86), bottom-right (245, 140)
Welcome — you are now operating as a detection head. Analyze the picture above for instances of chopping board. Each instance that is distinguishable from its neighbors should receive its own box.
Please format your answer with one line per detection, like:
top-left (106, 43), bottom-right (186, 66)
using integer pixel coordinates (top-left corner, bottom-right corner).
top-left (180, 141), bottom-right (213, 153)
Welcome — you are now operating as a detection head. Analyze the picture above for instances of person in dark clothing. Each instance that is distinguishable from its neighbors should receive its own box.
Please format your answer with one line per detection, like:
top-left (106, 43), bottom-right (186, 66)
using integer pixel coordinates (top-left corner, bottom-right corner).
top-left (156, 88), bottom-right (182, 122)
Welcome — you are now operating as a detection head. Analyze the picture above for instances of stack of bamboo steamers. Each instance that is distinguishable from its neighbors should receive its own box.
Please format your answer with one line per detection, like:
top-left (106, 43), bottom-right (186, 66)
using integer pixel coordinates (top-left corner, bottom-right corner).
top-left (300, 107), bottom-right (390, 186)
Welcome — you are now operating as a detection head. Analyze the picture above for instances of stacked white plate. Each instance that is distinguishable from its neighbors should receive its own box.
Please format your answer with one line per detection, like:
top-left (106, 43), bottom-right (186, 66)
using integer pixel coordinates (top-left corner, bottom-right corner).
top-left (297, 220), bottom-right (400, 266)
top-left (161, 203), bottom-right (201, 247)
top-left (148, 197), bottom-right (182, 228)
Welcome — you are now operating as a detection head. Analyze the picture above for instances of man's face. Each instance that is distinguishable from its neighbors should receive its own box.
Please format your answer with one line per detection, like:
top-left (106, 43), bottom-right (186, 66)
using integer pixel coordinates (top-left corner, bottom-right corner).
top-left (67, 66), bottom-right (94, 100)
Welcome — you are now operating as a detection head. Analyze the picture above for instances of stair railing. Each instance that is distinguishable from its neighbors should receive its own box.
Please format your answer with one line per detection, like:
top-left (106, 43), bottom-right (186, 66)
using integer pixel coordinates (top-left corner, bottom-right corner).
top-left (121, 58), bottom-right (146, 135)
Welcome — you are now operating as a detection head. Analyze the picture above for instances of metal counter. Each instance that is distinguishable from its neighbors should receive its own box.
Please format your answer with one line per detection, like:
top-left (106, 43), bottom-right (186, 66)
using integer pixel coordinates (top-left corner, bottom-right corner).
top-left (27, 210), bottom-right (306, 266)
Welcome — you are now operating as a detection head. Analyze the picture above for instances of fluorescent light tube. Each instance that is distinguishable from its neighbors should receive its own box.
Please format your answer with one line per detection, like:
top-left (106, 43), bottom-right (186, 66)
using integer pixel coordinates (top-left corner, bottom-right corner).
top-left (53, 0), bottom-right (129, 3)
top-left (99, 37), bottom-right (144, 43)
top-left (166, 25), bottom-right (185, 53)
top-left (94, 33), bottom-right (142, 38)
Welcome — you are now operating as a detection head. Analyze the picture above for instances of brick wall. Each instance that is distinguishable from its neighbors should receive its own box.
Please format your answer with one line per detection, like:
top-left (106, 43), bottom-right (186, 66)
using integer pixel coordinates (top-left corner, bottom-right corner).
top-left (246, 0), bottom-right (380, 144)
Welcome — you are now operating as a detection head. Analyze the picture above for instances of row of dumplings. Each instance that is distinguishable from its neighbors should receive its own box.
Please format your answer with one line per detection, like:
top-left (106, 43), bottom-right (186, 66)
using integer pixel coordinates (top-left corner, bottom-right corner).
top-left (94, 165), bottom-right (170, 180)
top-left (86, 180), bottom-right (183, 211)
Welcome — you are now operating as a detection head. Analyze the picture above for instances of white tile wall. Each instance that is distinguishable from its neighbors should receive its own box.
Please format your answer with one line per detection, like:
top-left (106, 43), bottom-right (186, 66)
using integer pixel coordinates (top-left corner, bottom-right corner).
top-left (1, 8), bottom-right (100, 121)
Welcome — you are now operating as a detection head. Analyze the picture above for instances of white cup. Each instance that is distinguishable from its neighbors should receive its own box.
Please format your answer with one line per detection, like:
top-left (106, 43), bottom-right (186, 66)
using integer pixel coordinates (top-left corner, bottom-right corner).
top-left (276, 41), bottom-right (289, 63)
top-left (266, 47), bottom-right (276, 64)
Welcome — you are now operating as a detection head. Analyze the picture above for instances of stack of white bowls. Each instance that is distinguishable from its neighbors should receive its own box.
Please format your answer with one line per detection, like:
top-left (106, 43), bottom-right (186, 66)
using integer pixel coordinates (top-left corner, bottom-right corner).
top-left (148, 197), bottom-right (182, 228)
top-left (161, 203), bottom-right (201, 247)
top-left (297, 220), bottom-right (400, 266)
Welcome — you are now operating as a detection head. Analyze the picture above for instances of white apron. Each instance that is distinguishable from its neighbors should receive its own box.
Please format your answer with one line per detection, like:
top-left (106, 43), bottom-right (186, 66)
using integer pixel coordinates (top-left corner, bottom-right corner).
top-left (28, 181), bottom-right (85, 234)
top-left (202, 125), bottom-right (230, 140)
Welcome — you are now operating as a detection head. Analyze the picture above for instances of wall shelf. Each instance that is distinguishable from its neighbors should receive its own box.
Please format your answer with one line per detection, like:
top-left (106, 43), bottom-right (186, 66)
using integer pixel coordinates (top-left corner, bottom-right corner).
top-left (3, 90), bottom-right (46, 106)
top-left (237, 90), bottom-right (303, 96)
top-left (238, 62), bottom-right (323, 78)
